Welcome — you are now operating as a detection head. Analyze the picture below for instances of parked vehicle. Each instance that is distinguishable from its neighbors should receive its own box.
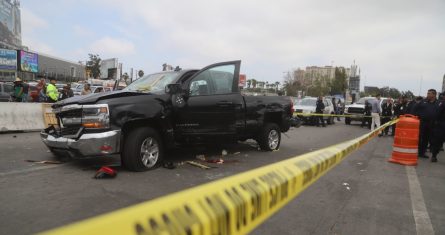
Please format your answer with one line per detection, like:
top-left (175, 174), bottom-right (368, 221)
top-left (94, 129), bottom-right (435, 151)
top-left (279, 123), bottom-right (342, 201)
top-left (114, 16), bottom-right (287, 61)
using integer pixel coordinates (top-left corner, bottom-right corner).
top-left (294, 97), bottom-right (336, 125)
top-left (41, 61), bottom-right (294, 171)
top-left (0, 82), bottom-right (14, 102)
top-left (344, 97), bottom-right (388, 124)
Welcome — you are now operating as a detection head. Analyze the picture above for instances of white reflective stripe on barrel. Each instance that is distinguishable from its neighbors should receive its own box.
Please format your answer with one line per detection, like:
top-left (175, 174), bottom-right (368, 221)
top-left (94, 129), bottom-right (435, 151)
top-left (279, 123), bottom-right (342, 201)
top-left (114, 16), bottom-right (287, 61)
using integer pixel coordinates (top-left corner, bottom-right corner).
top-left (393, 146), bottom-right (418, 154)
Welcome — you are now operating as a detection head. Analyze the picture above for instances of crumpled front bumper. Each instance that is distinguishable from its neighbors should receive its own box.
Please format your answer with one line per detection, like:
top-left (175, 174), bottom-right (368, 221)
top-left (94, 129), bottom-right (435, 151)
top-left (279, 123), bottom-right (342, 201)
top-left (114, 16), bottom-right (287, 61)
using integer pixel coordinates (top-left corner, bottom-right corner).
top-left (40, 130), bottom-right (121, 158)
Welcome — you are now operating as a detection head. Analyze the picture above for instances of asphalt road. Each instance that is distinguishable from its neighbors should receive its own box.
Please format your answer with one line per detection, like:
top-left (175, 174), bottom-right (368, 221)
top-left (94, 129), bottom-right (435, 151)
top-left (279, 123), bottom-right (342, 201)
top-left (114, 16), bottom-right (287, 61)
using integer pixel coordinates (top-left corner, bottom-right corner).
top-left (0, 121), bottom-right (444, 235)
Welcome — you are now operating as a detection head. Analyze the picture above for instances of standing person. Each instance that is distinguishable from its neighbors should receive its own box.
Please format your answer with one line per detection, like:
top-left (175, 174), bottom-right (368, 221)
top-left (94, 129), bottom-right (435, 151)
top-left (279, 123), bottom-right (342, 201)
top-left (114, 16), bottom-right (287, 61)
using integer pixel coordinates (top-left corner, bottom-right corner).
top-left (37, 79), bottom-right (47, 102)
top-left (337, 99), bottom-right (343, 115)
top-left (414, 89), bottom-right (439, 159)
top-left (315, 96), bottom-right (326, 127)
top-left (46, 78), bottom-right (59, 103)
top-left (81, 83), bottom-right (92, 95)
top-left (22, 80), bottom-right (29, 102)
top-left (58, 86), bottom-right (70, 100)
top-left (407, 96), bottom-right (423, 114)
top-left (370, 94), bottom-right (382, 135)
top-left (66, 83), bottom-right (74, 98)
top-left (392, 95), bottom-right (408, 136)
top-left (430, 92), bottom-right (445, 162)
top-left (12, 77), bottom-right (24, 102)
top-left (332, 97), bottom-right (340, 121)
top-left (381, 98), bottom-right (393, 135)
top-left (361, 100), bottom-right (372, 129)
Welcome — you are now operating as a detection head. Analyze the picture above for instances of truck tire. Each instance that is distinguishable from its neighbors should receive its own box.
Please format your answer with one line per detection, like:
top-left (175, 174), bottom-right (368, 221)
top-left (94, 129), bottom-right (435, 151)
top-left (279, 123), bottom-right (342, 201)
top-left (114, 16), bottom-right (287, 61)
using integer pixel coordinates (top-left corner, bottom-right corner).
top-left (345, 117), bottom-right (351, 125)
top-left (122, 127), bottom-right (164, 171)
top-left (257, 123), bottom-right (281, 151)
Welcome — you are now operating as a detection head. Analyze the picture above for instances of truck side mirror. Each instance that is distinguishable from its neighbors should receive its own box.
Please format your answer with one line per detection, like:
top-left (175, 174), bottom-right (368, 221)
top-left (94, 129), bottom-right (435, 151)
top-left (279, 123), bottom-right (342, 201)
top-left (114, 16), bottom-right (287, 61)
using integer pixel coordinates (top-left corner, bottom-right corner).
top-left (165, 84), bottom-right (181, 94)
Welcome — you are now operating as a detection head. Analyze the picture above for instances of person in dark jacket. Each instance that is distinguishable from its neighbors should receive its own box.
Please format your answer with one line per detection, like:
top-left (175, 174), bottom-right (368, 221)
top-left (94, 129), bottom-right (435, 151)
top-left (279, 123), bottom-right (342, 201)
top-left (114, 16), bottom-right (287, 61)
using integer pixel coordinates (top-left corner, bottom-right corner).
top-left (430, 92), bottom-right (445, 162)
top-left (361, 100), bottom-right (372, 129)
top-left (315, 96), bottom-right (326, 127)
top-left (406, 96), bottom-right (423, 114)
top-left (58, 86), bottom-right (71, 100)
top-left (391, 96), bottom-right (408, 136)
top-left (381, 98), bottom-right (393, 135)
top-left (414, 89), bottom-right (439, 159)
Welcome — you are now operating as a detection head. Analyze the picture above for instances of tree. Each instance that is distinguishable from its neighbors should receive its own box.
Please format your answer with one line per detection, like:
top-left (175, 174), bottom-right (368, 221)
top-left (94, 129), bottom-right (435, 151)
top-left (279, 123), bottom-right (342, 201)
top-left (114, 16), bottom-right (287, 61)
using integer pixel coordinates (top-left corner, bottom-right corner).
top-left (86, 54), bottom-right (101, 79)
top-left (402, 90), bottom-right (415, 99)
top-left (247, 79), bottom-right (252, 88)
top-left (251, 79), bottom-right (257, 88)
top-left (330, 67), bottom-right (348, 97)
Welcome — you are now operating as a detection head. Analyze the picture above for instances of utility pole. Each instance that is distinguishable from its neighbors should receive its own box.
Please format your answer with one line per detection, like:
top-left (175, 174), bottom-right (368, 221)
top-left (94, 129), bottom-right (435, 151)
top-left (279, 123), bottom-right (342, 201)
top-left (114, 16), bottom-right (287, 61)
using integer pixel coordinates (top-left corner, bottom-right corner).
top-left (419, 76), bottom-right (423, 96)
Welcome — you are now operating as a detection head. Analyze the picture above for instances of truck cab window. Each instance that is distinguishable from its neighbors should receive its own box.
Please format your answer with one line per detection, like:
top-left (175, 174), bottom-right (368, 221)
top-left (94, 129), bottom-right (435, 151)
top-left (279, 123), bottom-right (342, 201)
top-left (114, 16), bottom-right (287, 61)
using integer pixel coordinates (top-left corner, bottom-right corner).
top-left (189, 64), bottom-right (235, 96)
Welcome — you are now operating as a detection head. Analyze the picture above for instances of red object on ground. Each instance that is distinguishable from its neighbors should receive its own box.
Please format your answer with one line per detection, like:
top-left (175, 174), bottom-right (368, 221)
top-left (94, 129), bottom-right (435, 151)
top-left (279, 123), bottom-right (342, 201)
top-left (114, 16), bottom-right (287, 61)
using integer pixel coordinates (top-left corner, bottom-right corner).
top-left (94, 166), bottom-right (117, 179)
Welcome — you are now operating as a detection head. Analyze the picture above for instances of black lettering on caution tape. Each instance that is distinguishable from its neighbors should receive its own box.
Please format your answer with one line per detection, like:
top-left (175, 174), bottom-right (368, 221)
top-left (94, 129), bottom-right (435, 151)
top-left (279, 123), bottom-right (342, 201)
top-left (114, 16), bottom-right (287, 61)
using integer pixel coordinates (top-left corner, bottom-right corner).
top-left (134, 205), bottom-right (203, 235)
top-left (224, 187), bottom-right (247, 231)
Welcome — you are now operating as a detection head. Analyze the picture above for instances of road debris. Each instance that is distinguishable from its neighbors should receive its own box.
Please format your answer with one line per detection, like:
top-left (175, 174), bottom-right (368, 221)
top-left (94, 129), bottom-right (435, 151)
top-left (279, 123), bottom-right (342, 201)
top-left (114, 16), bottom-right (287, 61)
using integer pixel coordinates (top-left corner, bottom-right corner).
top-left (186, 161), bottom-right (213, 169)
top-left (25, 160), bottom-right (62, 164)
top-left (195, 155), bottom-right (206, 161)
top-left (342, 182), bottom-right (349, 186)
top-left (93, 166), bottom-right (117, 179)
top-left (163, 162), bottom-right (176, 169)
top-left (206, 158), bottom-right (224, 164)
top-left (357, 162), bottom-right (363, 165)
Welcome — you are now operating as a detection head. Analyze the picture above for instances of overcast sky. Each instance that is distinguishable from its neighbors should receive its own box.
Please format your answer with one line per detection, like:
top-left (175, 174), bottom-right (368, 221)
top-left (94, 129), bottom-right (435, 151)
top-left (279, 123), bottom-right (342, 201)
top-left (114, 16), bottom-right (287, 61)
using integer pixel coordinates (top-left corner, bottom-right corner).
top-left (21, 0), bottom-right (445, 94)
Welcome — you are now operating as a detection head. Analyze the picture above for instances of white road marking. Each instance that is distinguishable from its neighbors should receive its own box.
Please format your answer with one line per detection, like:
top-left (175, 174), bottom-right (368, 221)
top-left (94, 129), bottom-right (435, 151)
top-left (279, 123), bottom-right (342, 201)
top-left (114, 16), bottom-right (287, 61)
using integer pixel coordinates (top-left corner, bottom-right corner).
top-left (406, 166), bottom-right (435, 235)
top-left (0, 164), bottom-right (61, 177)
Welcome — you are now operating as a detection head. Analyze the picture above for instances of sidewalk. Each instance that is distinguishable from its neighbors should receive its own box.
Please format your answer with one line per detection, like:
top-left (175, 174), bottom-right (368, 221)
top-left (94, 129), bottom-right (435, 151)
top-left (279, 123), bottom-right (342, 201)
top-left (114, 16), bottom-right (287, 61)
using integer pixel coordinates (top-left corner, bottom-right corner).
top-left (254, 135), bottom-right (445, 234)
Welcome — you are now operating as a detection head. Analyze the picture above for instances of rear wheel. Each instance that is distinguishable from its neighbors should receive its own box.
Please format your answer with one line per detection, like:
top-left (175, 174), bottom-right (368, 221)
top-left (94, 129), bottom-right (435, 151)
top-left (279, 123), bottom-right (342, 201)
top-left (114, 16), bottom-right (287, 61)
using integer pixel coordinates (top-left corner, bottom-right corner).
top-left (257, 123), bottom-right (281, 151)
top-left (122, 127), bottom-right (164, 171)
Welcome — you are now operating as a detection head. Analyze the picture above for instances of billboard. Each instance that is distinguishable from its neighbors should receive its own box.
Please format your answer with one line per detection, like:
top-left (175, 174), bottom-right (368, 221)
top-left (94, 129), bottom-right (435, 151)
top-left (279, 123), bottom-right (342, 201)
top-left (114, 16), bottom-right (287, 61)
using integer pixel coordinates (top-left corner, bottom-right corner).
top-left (239, 74), bottom-right (246, 87)
top-left (19, 50), bottom-right (38, 73)
top-left (0, 48), bottom-right (16, 70)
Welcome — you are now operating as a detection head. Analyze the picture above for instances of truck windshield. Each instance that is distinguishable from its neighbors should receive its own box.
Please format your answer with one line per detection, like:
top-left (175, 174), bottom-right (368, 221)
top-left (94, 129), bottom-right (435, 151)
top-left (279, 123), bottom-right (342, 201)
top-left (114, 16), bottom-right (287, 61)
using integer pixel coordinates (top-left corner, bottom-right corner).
top-left (300, 98), bottom-right (316, 106)
top-left (124, 72), bottom-right (179, 93)
top-left (356, 97), bottom-right (376, 104)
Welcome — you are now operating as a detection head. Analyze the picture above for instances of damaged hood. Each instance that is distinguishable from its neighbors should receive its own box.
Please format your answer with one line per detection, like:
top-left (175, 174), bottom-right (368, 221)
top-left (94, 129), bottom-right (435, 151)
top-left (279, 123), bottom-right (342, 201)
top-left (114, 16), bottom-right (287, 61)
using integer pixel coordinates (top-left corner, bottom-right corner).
top-left (52, 90), bottom-right (150, 108)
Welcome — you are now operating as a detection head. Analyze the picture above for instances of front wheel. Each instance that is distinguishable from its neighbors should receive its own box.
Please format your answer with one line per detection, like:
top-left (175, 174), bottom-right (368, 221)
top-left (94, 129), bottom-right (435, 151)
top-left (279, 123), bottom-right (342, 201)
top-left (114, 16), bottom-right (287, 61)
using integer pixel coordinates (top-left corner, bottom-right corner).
top-left (122, 127), bottom-right (164, 171)
top-left (257, 123), bottom-right (281, 151)
top-left (345, 117), bottom-right (351, 125)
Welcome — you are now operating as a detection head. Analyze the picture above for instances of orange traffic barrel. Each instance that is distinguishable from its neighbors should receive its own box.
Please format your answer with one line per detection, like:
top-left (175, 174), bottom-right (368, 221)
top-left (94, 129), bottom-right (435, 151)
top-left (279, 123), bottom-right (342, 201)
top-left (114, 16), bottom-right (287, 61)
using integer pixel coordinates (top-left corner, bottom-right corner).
top-left (389, 114), bottom-right (420, 166)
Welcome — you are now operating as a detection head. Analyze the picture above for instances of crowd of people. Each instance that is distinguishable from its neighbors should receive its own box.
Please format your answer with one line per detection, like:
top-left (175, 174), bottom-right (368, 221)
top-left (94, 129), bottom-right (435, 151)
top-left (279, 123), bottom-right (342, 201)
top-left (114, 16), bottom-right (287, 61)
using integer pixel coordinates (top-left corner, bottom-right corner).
top-left (10, 77), bottom-right (93, 103)
top-left (359, 90), bottom-right (445, 162)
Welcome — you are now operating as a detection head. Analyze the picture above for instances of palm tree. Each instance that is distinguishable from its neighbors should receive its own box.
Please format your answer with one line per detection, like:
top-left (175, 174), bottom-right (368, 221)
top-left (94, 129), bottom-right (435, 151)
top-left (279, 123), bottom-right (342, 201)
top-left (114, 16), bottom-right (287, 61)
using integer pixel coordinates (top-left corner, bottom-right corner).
top-left (247, 79), bottom-right (252, 89)
top-left (252, 79), bottom-right (257, 88)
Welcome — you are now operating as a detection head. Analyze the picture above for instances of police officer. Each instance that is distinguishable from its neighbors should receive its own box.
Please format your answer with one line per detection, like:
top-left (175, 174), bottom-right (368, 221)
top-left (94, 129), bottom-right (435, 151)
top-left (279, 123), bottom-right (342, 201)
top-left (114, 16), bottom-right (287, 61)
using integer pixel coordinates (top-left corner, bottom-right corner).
top-left (315, 96), bottom-right (326, 127)
top-left (392, 95), bottom-right (408, 136)
top-left (381, 98), bottom-right (393, 135)
top-left (414, 89), bottom-right (439, 159)
top-left (361, 100), bottom-right (372, 129)
top-left (430, 92), bottom-right (445, 162)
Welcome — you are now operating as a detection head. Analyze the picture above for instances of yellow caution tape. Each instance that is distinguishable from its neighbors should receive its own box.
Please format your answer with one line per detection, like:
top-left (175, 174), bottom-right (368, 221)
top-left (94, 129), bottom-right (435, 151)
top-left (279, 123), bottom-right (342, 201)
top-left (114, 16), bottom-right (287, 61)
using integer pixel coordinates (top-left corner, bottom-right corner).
top-left (41, 120), bottom-right (398, 235)
top-left (294, 112), bottom-right (395, 118)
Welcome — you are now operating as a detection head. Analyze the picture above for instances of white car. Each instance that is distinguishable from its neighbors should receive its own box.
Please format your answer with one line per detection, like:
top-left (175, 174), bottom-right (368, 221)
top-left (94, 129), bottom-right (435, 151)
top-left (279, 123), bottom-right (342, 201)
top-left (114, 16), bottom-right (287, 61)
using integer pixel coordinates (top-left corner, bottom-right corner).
top-left (344, 97), bottom-right (388, 124)
top-left (294, 97), bottom-right (336, 125)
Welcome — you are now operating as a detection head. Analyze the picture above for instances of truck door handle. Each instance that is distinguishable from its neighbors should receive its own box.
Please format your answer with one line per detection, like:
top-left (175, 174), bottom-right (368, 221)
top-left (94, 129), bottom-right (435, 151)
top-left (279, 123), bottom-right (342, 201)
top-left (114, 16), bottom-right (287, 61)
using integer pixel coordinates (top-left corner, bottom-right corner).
top-left (217, 101), bottom-right (233, 106)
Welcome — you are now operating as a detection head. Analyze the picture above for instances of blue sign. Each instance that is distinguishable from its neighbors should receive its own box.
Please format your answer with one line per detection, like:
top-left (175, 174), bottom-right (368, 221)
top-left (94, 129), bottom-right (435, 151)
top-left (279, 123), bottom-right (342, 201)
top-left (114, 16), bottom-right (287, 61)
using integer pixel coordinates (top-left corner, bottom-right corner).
top-left (0, 49), bottom-right (17, 71)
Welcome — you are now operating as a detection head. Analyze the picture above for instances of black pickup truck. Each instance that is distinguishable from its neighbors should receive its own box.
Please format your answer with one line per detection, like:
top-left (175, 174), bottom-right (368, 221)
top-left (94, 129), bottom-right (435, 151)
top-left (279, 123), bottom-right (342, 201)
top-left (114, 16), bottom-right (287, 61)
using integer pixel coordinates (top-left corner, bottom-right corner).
top-left (41, 61), bottom-right (294, 171)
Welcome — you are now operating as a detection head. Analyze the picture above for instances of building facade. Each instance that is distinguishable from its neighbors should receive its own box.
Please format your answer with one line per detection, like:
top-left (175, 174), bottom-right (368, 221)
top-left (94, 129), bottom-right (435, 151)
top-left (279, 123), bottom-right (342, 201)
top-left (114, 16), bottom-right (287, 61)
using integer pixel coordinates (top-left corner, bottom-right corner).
top-left (37, 52), bottom-right (86, 82)
top-left (0, 0), bottom-right (21, 50)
